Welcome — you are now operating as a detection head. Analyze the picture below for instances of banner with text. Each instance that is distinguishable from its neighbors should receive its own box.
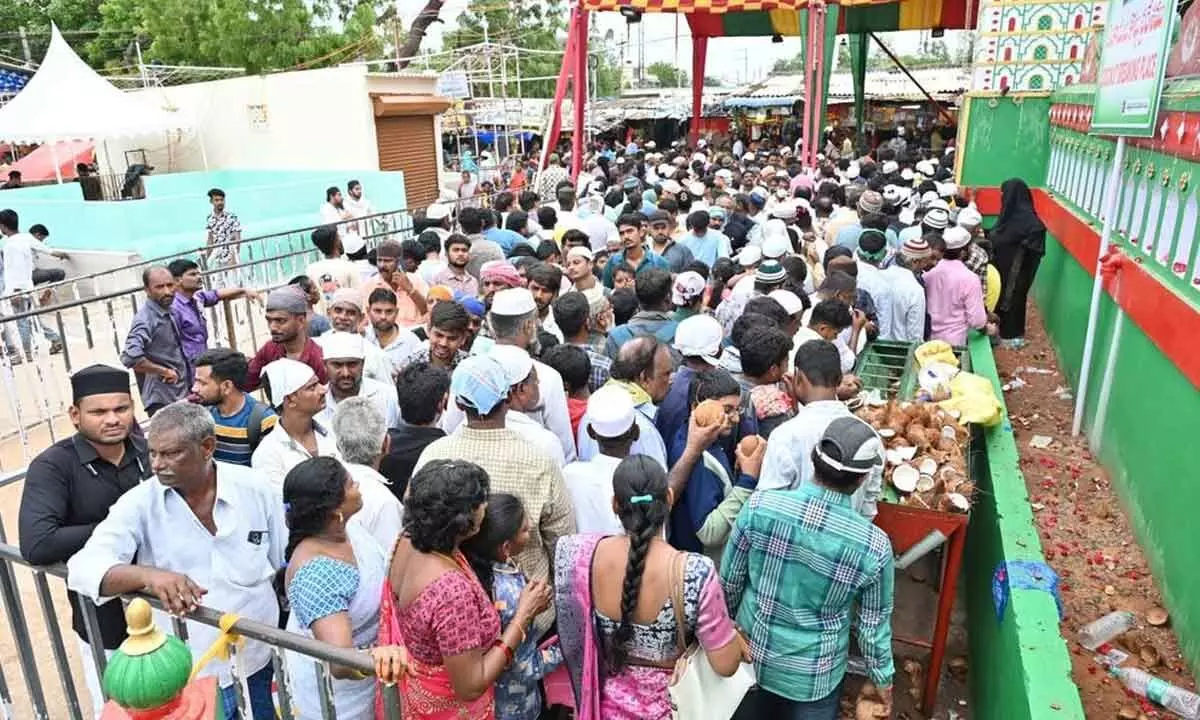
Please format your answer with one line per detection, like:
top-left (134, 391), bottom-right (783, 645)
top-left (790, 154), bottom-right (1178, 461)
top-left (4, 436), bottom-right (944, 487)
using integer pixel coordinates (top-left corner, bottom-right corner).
top-left (1090, 0), bottom-right (1176, 137)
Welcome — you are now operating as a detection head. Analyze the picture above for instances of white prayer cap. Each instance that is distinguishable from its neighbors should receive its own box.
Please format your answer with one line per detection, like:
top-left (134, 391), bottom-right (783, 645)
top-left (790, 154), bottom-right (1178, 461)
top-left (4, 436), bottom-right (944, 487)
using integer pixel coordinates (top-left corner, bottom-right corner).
top-left (318, 331), bottom-right (365, 361)
top-left (956, 207), bottom-right (983, 229)
top-left (736, 245), bottom-right (763, 267)
top-left (587, 385), bottom-right (636, 438)
top-left (262, 359), bottom-right (317, 406)
top-left (488, 344), bottom-right (535, 386)
top-left (688, 181), bottom-right (706, 197)
top-left (846, 163), bottom-right (861, 180)
top-left (882, 161), bottom-right (899, 175)
top-left (900, 168), bottom-right (915, 182)
top-left (915, 160), bottom-right (935, 177)
top-left (490, 288), bottom-right (537, 317)
top-left (427, 203), bottom-right (451, 221)
top-left (661, 179), bottom-right (683, 195)
top-left (943, 226), bottom-right (972, 250)
top-left (767, 289), bottom-right (805, 315)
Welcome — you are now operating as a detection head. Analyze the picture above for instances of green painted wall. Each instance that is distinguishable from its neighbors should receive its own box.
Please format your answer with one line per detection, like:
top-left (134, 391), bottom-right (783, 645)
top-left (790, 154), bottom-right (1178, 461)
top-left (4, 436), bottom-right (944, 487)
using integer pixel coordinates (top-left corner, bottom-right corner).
top-left (1032, 234), bottom-right (1200, 677)
top-left (958, 94), bottom-right (1053, 188)
top-left (965, 335), bottom-right (1086, 720)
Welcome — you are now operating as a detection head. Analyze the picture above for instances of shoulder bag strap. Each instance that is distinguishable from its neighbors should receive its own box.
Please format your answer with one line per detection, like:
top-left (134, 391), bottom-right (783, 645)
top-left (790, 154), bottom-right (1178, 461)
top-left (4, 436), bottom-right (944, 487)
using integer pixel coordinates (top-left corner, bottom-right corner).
top-left (671, 552), bottom-right (688, 655)
top-left (246, 400), bottom-right (267, 453)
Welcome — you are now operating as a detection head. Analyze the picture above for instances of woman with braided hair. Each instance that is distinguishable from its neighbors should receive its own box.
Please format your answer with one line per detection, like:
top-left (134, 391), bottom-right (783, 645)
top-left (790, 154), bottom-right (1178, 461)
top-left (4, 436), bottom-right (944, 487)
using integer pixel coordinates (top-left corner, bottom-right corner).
top-left (279, 456), bottom-right (406, 719)
top-left (554, 455), bottom-right (747, 720)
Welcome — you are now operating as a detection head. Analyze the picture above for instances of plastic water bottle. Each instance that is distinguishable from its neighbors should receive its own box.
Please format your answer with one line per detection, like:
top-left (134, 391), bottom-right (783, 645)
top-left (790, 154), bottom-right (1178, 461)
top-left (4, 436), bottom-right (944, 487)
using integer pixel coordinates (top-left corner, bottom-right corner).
top-left (1078, 610), bottom-right (1136, 650)
top-left (1114, 667), bottom-right (1200, 719)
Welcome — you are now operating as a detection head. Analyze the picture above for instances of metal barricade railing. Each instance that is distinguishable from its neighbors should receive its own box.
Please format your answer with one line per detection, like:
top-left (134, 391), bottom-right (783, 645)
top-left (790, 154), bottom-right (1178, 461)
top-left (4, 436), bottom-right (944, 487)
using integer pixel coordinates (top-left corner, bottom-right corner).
top-left (0, 207), bottom-right (426, 468)
top-left (0, 472), bottom-right (402, 720)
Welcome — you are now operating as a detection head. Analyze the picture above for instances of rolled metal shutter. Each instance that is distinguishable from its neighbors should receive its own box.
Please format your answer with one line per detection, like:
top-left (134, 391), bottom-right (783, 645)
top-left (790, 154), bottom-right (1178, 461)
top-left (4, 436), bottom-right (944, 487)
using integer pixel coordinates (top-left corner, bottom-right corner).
top-left (375, 116), bottom-right (438, 208)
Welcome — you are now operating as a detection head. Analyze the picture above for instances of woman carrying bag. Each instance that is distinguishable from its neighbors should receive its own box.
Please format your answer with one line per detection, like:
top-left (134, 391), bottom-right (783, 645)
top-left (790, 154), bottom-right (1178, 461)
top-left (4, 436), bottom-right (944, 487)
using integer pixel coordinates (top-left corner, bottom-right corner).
top-left (553, 454), bottom-right (751, 720)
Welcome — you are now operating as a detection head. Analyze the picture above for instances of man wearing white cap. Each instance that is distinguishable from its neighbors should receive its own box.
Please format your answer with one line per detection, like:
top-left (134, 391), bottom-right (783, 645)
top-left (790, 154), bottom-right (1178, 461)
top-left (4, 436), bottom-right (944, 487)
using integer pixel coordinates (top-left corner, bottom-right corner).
top-left (444, 288), bottom-right (577, 462)
top-left (316, 332), bottom-right (400, 430)
top-left (485, 344), bottom-right (566, 466)
top-left (415, 354), bottom-right (574, 633)
top-left (322, 288), bottom-right (396, 384)
top-left (923, 227), bottom-right (988, 346)
top-left (561, 385), bottom-right (638, 534)
top-left (424, 202), bottom-right (452, 245)
top-left (954, 206), bottom-right (992, 293)
top-left (251, 358), bottom-right (341, 482)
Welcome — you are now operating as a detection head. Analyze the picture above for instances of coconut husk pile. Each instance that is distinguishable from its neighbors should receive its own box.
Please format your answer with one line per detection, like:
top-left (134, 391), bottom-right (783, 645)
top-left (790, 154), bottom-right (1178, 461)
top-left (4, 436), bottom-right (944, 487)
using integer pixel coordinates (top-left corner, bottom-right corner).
top-left (856, 399), bottom-right (973, 512)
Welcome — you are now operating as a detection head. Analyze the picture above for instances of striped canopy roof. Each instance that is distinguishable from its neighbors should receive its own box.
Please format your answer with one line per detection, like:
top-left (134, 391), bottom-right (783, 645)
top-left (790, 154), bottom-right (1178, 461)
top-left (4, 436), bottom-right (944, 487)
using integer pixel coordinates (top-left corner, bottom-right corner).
top-left (579, 0), bottom-right (978, 34)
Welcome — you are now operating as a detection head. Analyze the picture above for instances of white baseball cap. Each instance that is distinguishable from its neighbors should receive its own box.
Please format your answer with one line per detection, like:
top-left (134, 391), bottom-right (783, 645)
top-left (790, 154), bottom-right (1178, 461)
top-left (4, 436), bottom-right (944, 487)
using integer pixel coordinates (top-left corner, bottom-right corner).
top-left (587, 385), bottom-right (637, 438)
top-left (673, 315), bottom-right (723, 365)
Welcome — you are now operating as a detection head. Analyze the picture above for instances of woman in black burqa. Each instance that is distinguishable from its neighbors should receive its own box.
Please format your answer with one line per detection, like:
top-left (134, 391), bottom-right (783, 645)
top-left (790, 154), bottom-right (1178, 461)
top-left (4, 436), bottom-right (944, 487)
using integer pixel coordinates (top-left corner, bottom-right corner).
top-left (991, 178), bottom-right (1047, 347)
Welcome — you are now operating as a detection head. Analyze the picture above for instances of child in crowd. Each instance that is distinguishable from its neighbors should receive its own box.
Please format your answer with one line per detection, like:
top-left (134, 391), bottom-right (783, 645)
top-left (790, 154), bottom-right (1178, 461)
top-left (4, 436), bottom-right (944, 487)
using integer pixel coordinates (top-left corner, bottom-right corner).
top-left (463, 495), bottom-right (564, 720)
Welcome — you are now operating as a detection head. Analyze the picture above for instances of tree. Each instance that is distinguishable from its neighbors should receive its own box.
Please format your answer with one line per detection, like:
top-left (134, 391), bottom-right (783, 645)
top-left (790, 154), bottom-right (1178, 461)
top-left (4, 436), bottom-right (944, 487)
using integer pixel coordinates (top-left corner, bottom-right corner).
top-left (646, 60), bottom-right (686, 88)
top-left (80, 0), bottom-right (388, 74)
top-left (396, 0), bottom-right (443, 69)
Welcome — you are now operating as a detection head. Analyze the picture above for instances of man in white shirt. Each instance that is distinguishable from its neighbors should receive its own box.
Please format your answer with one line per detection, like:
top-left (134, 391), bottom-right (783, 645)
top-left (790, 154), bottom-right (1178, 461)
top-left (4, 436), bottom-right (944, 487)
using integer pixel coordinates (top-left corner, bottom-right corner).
top-left (343, 179), bottom-right (376, 236)
top-left (251, 358), bottom-right (341, 481)
top-left (323, 288), bottom-right (394, 383)
top-left (67, 402), bottom-right (285, 719)
top-left (331, 396), bottom-right (403, 552)
top-left (305, 225), bottom-right (361, 312)
top-left (316, 332), bottom-right (400, 429)
top-left (562, 385), bottom-right (635, 534)
top-left (1, 209), bottom-right (66, 355)
top-left (319, 185), bottom-right (353, 226)
top-left (486, 344), bottom-right (566, 466)
top-left (757, 340), bottom-right (882, 519)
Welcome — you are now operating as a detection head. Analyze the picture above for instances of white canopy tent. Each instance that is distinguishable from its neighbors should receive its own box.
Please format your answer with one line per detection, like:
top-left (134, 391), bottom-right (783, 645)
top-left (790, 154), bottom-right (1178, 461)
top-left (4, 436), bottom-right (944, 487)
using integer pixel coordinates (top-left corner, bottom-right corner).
top-left (0, 24), bottom-right (198, 182)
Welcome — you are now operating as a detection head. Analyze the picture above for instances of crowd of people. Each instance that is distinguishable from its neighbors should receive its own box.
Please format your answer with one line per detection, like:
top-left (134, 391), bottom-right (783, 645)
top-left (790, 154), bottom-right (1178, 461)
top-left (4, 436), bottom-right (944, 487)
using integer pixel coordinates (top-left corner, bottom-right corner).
top-left (12, 127), bottom-right (1047, 720)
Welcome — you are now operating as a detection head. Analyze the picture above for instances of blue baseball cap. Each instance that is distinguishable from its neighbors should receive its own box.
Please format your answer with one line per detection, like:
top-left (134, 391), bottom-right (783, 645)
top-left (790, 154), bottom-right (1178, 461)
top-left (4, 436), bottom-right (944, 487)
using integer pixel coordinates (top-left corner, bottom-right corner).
top-left (449, 355), bottom-right (510, 414)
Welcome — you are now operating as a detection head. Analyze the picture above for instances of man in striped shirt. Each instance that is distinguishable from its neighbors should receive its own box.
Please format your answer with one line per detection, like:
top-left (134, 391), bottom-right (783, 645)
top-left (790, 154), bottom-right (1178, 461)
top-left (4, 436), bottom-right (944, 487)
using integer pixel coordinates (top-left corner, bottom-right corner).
top-left (191, 349), bottom-right (276, 466)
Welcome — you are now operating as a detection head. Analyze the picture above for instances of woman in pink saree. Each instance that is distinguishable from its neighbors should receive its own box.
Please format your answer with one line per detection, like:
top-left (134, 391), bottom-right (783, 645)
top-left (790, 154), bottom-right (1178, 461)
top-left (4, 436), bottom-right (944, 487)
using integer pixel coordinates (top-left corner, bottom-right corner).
top-left (385, 460), bottom-right (551, 720)
top-left (553, 455), bottom-right (746, 720)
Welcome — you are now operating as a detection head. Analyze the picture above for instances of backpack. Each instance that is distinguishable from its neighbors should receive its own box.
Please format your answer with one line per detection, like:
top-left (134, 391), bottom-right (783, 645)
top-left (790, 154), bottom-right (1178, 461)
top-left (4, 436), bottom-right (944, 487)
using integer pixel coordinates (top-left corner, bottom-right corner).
top-left (246, 400), bottom-right (268, 454)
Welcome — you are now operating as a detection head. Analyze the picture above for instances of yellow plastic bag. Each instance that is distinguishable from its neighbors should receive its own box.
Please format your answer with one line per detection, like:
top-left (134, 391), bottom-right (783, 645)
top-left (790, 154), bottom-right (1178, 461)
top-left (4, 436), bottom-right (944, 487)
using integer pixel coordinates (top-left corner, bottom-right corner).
top-left (938, 371), bottom-right (1003, 426)
top-left (915, 340), bottom-right (960, 369)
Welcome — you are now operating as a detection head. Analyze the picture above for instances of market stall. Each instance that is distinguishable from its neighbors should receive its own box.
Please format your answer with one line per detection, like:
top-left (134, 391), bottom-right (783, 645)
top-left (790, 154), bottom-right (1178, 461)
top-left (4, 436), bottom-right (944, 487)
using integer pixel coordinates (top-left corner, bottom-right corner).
top-left (851, 338), bottom-right (1002, 715)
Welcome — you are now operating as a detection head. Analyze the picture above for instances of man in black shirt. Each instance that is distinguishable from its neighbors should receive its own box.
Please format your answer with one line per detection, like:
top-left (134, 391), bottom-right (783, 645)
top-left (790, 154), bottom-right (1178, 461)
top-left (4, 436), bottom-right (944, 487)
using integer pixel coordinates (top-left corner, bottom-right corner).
top-left (18, 364), bottom-right (150, 717)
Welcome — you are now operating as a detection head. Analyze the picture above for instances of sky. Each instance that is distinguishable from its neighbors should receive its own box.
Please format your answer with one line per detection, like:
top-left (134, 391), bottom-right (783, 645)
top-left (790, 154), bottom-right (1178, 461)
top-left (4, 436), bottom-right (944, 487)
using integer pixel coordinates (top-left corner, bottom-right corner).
top-left (400, 1), bottom-right (967, 86)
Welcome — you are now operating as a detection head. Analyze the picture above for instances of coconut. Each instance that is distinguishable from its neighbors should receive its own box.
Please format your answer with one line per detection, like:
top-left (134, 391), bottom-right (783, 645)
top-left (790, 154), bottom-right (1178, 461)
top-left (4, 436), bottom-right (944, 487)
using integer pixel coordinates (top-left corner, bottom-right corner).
top-left (942, 492), bottom-right (971, 513)
top-left (1139, 645), bottom-right (1161, 668)
top-left (905, 423), bottom-right (930, 449)
top-left (1146, 608), bottom-right (1171, 627)
top-left (693, 399), bottom-right (725, 427)
top-left (878, 428), bottom-right (896, 439)
top-left (917, 457), bottom-right (939, 476)
top-left (885, 446), bottom-right (918, 465)
top-left (916, 474), bottom-right (937, 493)
top-left (891, 464), bottom-right (920, 493)
top-left (855, 700), bottom-right (890, 720)
top-left (941, 425), bottom-right (957, 441)
top-left (738, 435), bottom-right (763, 457)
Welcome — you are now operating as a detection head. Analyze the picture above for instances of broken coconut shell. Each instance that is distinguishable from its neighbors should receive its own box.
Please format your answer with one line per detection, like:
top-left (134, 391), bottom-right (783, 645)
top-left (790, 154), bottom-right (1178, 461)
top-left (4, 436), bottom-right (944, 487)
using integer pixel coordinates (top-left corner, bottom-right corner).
top-left (1139, 645), bottom-right (1161, 668)
top-left (855, 700), bottom-right (890, 720)
top-left (1146, 607), bottom-right (1171, 627)
top-left (885, 446), bottom-right (918, 465)
top-left (916, 473), bottom-right (937, 493)
top-left (917, 457), bottom-right (939, 476)
top-left (878, 428), bottom-right (897, 439)
top-left (938, 492), bottom-right (971, 513)
top-left (891, 464), bottom-right (920, 493)
top-left (1118, 706), bottom-right (1141, 720)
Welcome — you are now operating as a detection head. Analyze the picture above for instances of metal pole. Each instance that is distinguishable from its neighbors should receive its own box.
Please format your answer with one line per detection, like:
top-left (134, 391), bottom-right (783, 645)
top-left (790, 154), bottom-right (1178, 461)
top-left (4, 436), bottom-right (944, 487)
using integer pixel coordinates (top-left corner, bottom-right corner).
top-left (1072, 135), bottom-right (1125, 436)
top-left (1090, 307), bottom-right (1124, 453)
top-left (135, 40), bottom-right (150, 89)
top-left (868, 32), bottom-right (955, 126)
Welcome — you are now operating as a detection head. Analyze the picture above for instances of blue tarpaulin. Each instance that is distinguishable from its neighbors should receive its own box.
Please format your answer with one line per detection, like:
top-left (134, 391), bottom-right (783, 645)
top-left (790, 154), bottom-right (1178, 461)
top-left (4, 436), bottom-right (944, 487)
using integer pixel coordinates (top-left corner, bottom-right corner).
top-left (722, 96), bottom-right (801, 109)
